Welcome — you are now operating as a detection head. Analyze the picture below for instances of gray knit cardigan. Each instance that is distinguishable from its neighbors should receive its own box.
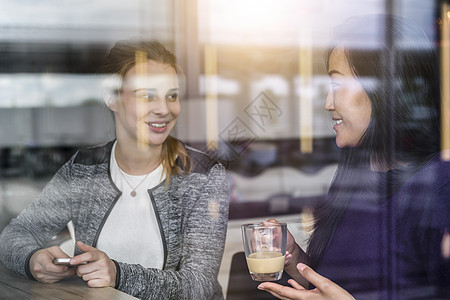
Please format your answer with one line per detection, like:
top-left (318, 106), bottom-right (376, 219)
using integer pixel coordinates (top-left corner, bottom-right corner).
top-left (0, 141), bottom-right (230, 299)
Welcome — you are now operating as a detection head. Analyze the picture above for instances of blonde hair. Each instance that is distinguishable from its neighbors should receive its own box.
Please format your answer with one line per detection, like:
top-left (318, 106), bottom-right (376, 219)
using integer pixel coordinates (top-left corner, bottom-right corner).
top-left (99, 39), bottom-right (192, 183)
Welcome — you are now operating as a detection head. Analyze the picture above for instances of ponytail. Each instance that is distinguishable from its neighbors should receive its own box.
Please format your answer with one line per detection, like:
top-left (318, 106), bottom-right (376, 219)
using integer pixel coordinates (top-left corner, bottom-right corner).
top-left (161, 136), bottom-right (192, 186)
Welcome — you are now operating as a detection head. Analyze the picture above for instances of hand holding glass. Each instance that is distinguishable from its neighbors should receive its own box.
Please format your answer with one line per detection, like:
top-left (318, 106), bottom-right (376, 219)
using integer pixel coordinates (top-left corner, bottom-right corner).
top-left (241, 223), bottom-right (287, 281)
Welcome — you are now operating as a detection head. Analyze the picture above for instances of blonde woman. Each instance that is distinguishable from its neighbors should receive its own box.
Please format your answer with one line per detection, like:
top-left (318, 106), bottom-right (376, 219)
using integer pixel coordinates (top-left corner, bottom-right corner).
top-left (0, 40), bottom-right (229, 299)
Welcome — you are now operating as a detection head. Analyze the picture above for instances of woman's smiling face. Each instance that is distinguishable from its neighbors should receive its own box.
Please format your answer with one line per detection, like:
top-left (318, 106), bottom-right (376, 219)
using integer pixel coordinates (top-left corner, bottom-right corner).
top-left (325, 48), bottom-right (372, 148)
top-left (111, 60), bottom-right (180, 148)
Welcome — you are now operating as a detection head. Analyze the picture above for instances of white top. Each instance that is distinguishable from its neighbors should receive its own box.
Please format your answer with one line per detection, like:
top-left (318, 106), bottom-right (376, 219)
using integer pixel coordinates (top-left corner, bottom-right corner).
top-left (96, 141), bottom-right (165, 269)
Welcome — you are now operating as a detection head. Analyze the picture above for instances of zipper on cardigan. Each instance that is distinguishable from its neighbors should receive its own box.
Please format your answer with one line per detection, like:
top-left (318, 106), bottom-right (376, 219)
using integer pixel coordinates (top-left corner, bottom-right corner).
top-left (92, 143), bottom-right (122, 248)
top-left (148, 190), bottom-right (168, 270)
top-left (92, 192), bottom-right (122, 248)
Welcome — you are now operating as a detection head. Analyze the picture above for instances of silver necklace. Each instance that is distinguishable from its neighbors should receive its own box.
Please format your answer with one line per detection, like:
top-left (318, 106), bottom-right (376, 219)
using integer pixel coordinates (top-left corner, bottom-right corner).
top-left (118, 168), bottom-right (151, 197)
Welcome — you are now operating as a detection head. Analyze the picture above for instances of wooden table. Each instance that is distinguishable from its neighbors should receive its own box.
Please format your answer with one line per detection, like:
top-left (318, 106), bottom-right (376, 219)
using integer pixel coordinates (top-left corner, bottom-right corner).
top-left (0, 261), bottom-right (137, 299)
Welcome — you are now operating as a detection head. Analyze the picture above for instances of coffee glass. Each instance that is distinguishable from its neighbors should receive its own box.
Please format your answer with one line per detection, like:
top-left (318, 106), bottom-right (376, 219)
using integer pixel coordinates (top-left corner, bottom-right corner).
top-left (241, 222), bottom-right (287, 281)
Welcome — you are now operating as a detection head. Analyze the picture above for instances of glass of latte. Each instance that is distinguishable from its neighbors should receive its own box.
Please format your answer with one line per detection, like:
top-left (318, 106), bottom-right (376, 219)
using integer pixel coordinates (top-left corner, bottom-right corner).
top-left (241, 222), bottom-right (287, 281)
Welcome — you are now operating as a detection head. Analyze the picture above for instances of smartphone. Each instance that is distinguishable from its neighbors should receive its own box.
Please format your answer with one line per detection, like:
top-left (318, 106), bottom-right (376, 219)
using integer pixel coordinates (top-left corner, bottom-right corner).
top-left (53, 258), bottom-right (87, 267)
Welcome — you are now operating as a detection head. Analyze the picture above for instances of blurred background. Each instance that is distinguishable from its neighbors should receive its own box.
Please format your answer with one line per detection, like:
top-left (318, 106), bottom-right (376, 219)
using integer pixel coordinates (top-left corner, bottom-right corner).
top-left (0, 0), bottom-right (448, 298)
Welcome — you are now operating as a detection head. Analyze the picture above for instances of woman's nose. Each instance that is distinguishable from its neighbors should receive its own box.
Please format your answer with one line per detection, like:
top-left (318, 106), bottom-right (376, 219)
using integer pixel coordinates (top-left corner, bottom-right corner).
top-left (324, 88), bottom-right (335, 111)
top-left (152, 98), bottom-right (170, 115)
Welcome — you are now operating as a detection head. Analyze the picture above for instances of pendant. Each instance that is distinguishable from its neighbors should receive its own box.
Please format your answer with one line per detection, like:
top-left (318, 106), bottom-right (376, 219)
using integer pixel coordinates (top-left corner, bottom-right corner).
top-left (130, 190), bottom-right (137, 197)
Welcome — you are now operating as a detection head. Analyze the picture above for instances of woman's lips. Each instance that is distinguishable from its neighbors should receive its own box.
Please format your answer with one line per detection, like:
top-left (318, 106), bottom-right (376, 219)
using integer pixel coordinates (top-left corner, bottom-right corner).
top-left (146, 121), bottom-right (169, 133)
top-left (333, 119), bottom-right (342, 131)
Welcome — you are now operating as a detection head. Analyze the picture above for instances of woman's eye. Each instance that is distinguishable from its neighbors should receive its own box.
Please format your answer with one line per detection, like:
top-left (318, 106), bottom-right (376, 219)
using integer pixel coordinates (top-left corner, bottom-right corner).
top-left (330, 82), bottom-right (341, 90)
top-left (144, 93), bottom-right (156, 100)
top-left (167, 93), bottom-right (179, 101)
top-left (136, 92), bottom-right (156, 100)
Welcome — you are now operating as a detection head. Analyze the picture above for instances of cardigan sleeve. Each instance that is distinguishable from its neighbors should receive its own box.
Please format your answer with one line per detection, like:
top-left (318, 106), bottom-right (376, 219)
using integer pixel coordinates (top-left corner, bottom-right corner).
top-left (0, 156), bottom-right (75, 278)
top-left (115, 163), bottom-right (230, 299)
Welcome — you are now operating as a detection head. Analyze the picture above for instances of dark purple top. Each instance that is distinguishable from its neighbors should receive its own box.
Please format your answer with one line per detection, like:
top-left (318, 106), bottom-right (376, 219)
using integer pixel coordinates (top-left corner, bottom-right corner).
top-left (316, 155), bottom-right (450, 299)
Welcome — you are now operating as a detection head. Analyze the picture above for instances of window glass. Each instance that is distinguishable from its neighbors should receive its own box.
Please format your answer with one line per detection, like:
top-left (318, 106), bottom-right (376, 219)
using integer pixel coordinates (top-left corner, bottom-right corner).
top-left (0, 0), bottom-right (448, 298)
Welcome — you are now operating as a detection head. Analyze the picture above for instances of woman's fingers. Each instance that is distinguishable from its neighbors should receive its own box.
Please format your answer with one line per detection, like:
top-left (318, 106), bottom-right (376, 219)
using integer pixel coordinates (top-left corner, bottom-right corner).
top-left (263, 219), bottom-right (280, 225)
top-left (71, 252), bottom-right (97, 265)
top-left (295, 263), bottom-right (355, 299)
top-left (76, 262), bottom-right (100, 276)
top-left (296, 263), bottom-right (331, 291)
top-left (258, 264), bottom-right (355, 300)
top-left (71, 241), bottom-right (116, 287)
top-left (264, 289), bottom-right (292, 300)
top-left (30, 247), bottom-right (77, 283)
top-left (48, 246), bottom-right (71, 259)
top-left (288, 278), bottom-right (306, 290)
top-left (33, 267), bottom-right (76, 283)
top-left (76, 241), bottom-right (97, 252)
top-left (78, 266), bottom-right (102, 282)
top-left (285, 251), bottom-right (292, 265)
top-left (71, 241), bottom-right (102, 265)
top-left (86, 278), bottom-right (107, 288)
top-left (258, 282), bottom-right (307, 300)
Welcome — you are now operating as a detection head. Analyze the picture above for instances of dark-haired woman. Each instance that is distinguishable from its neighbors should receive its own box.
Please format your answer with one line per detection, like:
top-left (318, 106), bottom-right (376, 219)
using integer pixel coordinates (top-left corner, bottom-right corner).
top-left (0, 40), bottom-right (229, 299)
top-left (259, 15), bottom-right (450, 299)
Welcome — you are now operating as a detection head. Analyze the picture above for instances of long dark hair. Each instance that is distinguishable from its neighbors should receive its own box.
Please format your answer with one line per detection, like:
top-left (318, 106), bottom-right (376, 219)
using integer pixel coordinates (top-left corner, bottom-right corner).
top-left (307, 14), bottom-right (441, 267)
top-left (98, 39), bottom-right (192, 183)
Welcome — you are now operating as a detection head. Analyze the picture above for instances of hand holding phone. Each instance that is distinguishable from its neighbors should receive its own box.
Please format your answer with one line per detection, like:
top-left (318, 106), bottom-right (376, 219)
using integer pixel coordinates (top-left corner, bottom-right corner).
top-left (29, 247), bottom-right (77, 283)
top-left (53, 257), bottom-right (87, 267)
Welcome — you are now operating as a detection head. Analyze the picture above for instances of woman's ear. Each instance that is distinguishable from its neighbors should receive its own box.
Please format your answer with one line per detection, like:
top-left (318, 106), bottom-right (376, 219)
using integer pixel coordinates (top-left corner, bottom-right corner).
top-left (102, 74), bottom-right (121, 112)
top-left (103, 91), bottom-right (118, 112)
